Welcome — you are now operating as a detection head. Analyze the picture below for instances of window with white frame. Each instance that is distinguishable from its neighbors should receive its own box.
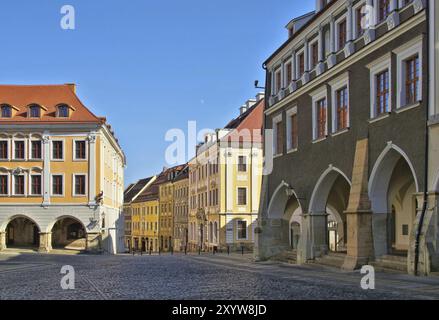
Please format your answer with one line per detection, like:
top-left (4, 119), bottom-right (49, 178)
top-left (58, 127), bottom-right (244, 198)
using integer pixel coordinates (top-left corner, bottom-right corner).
top-left (273, 67), bottom-right (282, 95)
top-left (51, 174), bottom-right (64, 196)
top-left (51, 140), bottom-right (64, 160)
top-left (309, 38), bottom-right (319, 69)
top-left (286, 107), bottom-right (298, 151)
top-left (353, 1), bottom-right (367, 39)
top-left (73, 174), bottom-right (87, 196)
top-left (329, 73), bottom-right (350, 133)
top-left (13, 140), bottom-right (26, 160)
top-left (368, 54), bottom-right (392, 118)
top-left (310, 87), bottom-right (328, 140)
top-left (336, 15), bottom-right (347, 51)
top-left (236, 220), bottom-right (248, 240)
top-left (272, 114), bottom-right (283, 156)
top-left (73, 140), bottom-right (87, 160)
top-left (30, 174), bottom-right (42, 196)
top-left (238, 156), bottom-right (247, 172)
top-left (395, 37), bottom-right (423, 109)
top-left (0, 174), bottom-right (8, 196)
top-left (296, 48), bottom-right (305, 79)
top-left (30, 140), bottom-right (42, 160)
top-left (13, 174), bottom-right (25, 196)
top-left (0, 140), bottom-right (8, 160)
top-left (284, 59), bottom-right (293, 87)
top-left (237, 187), bottom-right (247, 206)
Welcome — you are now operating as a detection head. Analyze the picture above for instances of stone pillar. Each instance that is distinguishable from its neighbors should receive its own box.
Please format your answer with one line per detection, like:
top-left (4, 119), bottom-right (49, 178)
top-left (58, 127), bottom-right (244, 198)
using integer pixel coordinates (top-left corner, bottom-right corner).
top-left (387, 0), bottom-right (400, 30)
top-left (327, 16), bottom-right (337, 68)
top-left (88, 134), bottom-right (97, 207)
top-left (364, 0), bottom-right (376, 44)
top-left (42, 133), bottom-right (51, 207)
top-left (316, 25), bottom-right (325, 76)
top-left (0, 232), bottom-right (6, 251)
top-left (86, 233), bottom-right (101, 253)
top-left (38, 232), bottom-right (52, 253)
top-left (309, 212), bottom-right (328, 258)
top-left (302, 38), bottom-right (310, 83)
top-left (345, 0), bottom-right (355, 57)
top-left (342, 139), bottom-right (374, 270)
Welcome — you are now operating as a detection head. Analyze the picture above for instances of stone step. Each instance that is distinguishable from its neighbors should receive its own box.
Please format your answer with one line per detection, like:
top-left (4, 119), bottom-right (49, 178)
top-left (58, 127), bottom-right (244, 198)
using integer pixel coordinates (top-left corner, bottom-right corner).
top-left (270, 250), bottom-right (297, 264)
top-left (372, 255), bottom-right (408, 272)
top-left (312, 253), bottom-right (347, 269)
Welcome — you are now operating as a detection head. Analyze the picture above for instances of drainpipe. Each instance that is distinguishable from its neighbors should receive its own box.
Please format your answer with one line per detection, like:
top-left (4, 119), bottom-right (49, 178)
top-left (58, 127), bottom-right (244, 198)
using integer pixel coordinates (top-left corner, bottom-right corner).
top-left (414, 5), bottom-right (431, 276)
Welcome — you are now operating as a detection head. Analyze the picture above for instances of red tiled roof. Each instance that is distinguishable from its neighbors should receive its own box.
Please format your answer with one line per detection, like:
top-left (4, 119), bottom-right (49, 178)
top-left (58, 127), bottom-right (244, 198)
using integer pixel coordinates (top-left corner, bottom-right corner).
top-left (0, 84), bottom-right (101, 124)
top-left (222, 98), bottom-right (264, 143)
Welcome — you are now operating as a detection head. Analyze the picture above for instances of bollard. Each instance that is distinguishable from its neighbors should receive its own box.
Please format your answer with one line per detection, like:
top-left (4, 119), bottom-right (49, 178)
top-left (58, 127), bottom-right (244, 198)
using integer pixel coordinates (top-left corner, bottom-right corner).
top-left (227, 246), bottom-right (230, 255)
top-left (241, 246), bottom-right (244, 256)
top-left (198, 247), bottom-right (201, 255)
top-left (149, 248), bottom-right (152, 255)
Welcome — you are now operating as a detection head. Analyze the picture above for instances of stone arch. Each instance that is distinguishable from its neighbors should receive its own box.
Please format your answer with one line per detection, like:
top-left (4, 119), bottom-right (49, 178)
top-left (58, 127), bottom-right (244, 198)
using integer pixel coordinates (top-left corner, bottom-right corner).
top-left (267, 180), bottom-right (303, 219)
top-left (309, 166), bottom-right (352, 214)
top-left (369, 143), bottom-right (419, 258)
top-left (2, 215), bottom-right (41, 249)
top-left (369, 143), bottom-right (420, 213)
top-left (49, 215), bottom-right (87, 250)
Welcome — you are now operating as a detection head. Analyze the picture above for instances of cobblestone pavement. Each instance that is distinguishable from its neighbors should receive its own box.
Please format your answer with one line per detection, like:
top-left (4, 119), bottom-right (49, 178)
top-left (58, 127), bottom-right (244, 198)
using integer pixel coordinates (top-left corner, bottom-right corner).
top-left (0, 251), bottom-right (439, 300)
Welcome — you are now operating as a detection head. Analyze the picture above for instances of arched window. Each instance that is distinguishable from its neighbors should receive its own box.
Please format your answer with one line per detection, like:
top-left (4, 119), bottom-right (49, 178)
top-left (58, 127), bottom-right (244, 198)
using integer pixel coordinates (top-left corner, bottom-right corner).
top-left (57, 104), bottom-right (70, 118)
top-left (28, 104), bottom-right (41, 118)
top-left (1, 104), bottom-right (12, 118)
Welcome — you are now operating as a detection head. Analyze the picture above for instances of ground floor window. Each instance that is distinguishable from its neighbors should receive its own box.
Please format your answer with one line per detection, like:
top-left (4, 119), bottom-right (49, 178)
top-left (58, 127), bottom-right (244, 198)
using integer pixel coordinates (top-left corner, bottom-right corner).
top-left (236, 220), bottom-right (247, 240)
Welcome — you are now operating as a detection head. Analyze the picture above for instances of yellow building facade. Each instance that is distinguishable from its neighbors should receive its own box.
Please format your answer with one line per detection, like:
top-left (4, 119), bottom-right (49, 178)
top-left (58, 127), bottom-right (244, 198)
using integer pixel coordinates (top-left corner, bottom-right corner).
top-left (0, 84), bottom-right (125, 254)
top-left (188, 95), bottom-right (264, 252)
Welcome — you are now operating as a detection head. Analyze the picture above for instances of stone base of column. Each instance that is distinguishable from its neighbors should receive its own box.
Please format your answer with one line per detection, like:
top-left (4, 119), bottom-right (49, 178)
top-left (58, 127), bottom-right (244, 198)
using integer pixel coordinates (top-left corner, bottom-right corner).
top-left (316, 62), bottom-right (325, 76)
top-left (344, 42), bottom-right (355, 58)
top-left (386, 11), bottom-right (400, 30)
top-left (327, 54), bottom-right (337, 69)
top-left (364, 29), bottom-right (376, 45)
top-left (86, 233), bottom-right (102, 253)
top-left (38, 233), bottom-right (52, 253)
top-left (0, 232), bottom-right (6, 251)
top-left (301, 72), bottom-right (310, 84)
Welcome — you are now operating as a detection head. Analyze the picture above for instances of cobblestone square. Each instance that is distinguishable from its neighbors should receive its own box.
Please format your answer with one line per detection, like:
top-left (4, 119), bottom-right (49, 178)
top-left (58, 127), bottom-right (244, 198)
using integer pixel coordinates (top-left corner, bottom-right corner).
top-left (1, 251), bottom-right (439, 300)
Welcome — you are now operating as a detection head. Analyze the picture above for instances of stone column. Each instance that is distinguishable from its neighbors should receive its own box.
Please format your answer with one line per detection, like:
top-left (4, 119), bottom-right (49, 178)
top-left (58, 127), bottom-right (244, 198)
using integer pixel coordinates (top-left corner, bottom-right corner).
top-left (88, 134), bottom-right (97, 207)
top-left (387, 0), bottom-right (400, 30)
top-left (309, 212), bottom-right (328, 258)
top-left (327, 16), bottom-right (337, 68)
top-left (42, 133), bottom-right (51, 207)
top-left (345, 1), bottom-right (355, 57)
top-left (0, 232), bottom-right (6, 251)
top-left (364, 0), bottom-right (376, 44)
top-left (302, 38), bottom-right (310, 83)
top-left (342, 139), bottom-right (374, 270)
top-left (86, 233), bottom-right (101, 253)
top-left (38, 232), bottom-right (52, 253)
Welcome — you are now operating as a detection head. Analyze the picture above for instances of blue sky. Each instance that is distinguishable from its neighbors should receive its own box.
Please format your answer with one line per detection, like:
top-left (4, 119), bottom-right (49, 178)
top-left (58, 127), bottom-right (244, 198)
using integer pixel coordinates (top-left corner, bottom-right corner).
top-left (0, 0), bottom-right (314, 186)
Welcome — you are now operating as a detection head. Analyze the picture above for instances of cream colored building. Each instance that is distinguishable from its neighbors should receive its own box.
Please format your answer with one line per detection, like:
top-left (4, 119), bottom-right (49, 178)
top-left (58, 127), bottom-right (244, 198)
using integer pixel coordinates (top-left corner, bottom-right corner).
top-left (0, 84), bottom-right (125, 254)
top-left (188, 94), bottom-right (264, 252)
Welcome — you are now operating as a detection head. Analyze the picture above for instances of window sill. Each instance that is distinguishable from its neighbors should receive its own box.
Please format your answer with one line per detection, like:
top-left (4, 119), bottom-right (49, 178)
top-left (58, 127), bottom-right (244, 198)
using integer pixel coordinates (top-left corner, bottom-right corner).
top-left (273, 153), bottom-right (283, 159)
top-left (331, 128), bottom-right (350, 137)
top-left (395, 102), bottom-right (420, 114)
top-left (287, 148), bottom-right (298, 154)
top-left (51, 159), bottom-right (65, 162)
top-left (73, 159), bottom-right (88, 162)
top-left (51, 195), bottom-right (64, 198)
top-left (312, 136), bottom-right (327, 144)
top-left (368, 112), bottom-right (391, 124)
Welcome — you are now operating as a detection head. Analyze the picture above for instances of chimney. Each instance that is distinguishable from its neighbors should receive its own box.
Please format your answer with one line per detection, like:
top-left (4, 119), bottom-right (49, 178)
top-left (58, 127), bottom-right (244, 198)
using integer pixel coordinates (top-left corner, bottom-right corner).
top-left (240, 105), bottom-right (248, 115)
top-left (245, 99), bottom-right (257, 109)
top-left (65, 83), bottom-right (76, 93)
top-left (256, 92), bottom-right (265, 102)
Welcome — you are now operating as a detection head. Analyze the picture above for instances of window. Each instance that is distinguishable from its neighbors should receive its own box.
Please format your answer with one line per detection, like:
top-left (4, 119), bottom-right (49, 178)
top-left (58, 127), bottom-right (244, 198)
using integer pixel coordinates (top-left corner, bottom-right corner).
top-left (273, 115), bottom-right (283, 156)
top-left (57, 105), bottom-right (70, 118)
top-left (237, 220), bottom-right (247, 240)
top-left (52, 175), bottom-right (63, 196)
top-left (336, 87), bottom-right (349, 131)
top-left (356, 4), bottom-right (367, 37)
top-left (237, 188), bottom-right (247, 206)
top-left (286, 107), bottom-right (298, 151)
top-left (74, 141), bottom-right (87, 160)
top-left (311, 42), bottom-right (319, 69)
top-left (30, 175), bottom-right (42, 195)
top-left (14, 141), bottom-right (25, 159)
top-left (316, 98), bottom-right (327, 139)
top-left (0, 141), bottom-right (8, 160)
top-left (338, 19), bottom-right (347, 50)
top-left (274, 68), bottom-right (282, 94)
top-left (368, 54), bottom-right (392, 119)
top-left (376, 70), bottom-right (390, 115)
top-left (379, 0), bottom-right (391, 22)
top-left (298, 52), bottom-right (305, 78)
top-left (31, 141), bottom-right (42, 160)
top-left (29, 105), bottom-right (41, 118)
top-left (238, 156), bottom-right (247, 172)
top-left (0, 175), bottom-right (8, 195)
top-left (1, 105), bottom-right (12, 118)
top-left (395, 38), bottom-right (423, 109)
top-left (405, 56), bottom-right (419, 105)
top-left (14, 175), bottom-right (25, 195)
top-left (52, 141), bottom-right (63, 160)
top-left (285, 61), bottom-right (293, 86)
top-left (74, 175), bottom-right (86, 196)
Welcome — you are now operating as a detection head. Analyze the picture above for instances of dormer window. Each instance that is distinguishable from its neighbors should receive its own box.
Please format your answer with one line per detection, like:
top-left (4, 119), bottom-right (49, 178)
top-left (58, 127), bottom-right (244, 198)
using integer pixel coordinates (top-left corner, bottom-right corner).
top-left (1, 104), bottom-right (12, 118)
top-left (57, 104), bottom-right (70, 118)
top-left (29, 104), bottom-right (41, 118)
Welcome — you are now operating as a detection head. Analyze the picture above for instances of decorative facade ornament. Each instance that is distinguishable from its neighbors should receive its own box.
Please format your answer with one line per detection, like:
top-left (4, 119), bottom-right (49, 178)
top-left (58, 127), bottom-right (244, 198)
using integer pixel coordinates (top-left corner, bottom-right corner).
top-left (386, 12), bottom-right (399, 31)
top-left (42, 135), bottom-right (50, 144)
top-left (88, 134), bottom-right (97, 143)
top-left (363, 29), bottom-right (376, 45)
top-left (413, 0), bottom-right (425, 14)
